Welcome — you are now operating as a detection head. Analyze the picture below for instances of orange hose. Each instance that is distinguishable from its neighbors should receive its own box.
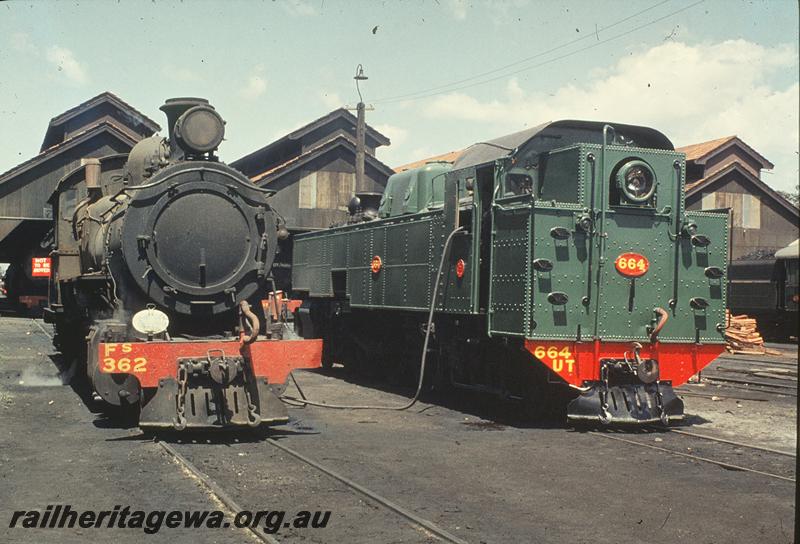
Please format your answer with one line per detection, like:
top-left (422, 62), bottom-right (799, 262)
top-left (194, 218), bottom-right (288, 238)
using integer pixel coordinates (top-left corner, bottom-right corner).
top-left (238, 300), bottom-right (260, 346)
top-left (651, 307), bottom-right (668, 343)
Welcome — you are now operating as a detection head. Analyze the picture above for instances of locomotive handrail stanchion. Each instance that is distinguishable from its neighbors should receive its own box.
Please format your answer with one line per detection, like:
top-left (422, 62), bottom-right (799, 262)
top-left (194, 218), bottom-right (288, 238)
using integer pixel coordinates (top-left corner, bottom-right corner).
top-left (593, 124), bottom-right (614, 340)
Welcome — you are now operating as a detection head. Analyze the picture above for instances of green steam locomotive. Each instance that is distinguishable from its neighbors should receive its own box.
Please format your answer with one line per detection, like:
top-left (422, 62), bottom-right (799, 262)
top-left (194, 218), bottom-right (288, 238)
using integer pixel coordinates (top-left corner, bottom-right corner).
top-left (291, 120), bottom-right (729, 424)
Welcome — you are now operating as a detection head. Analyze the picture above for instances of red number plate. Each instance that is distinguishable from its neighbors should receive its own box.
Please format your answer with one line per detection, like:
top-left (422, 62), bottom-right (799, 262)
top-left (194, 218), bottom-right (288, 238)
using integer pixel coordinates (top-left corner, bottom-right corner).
top-left (615, 252), bottom-right (649, 277)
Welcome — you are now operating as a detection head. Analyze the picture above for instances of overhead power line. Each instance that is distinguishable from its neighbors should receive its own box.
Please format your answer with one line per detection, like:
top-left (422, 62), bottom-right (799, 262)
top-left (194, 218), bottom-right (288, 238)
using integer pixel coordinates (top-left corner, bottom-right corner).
top-left (372, 0), bottom-right (704, 105)
top-left (372, 0), bottom-right (671, 104)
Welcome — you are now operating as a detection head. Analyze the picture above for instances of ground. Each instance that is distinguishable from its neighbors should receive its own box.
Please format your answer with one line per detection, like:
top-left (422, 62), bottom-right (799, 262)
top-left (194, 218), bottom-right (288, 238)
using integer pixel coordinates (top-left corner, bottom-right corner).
top-left (0, 316), bottom-right (795, 543)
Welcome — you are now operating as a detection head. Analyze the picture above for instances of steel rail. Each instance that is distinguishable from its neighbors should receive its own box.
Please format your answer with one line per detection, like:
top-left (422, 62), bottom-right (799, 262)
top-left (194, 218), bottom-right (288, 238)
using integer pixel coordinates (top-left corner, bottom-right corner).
top-left (591, 432), bottom-right (795, 483)
top-left (665, 428), bottom-right (796, 458)
top-left (266, 438), bottom-right (470, 544)
top-left (31, 318), bottom-right (53, 339)
top-left (675, 389), bottom-right (770, 402)
top-left (716, 357), bottom-right (797, 368)
top-left (713, 366), bottom-right (797, 379)
top-left (717, 356), bottom-right (796, 367)
top-left (700, 381), bottom-right (797, 398)
top-left (701, 374), bottom-right (798, 390)
top-left (157, 440), bottom-right (280, 544)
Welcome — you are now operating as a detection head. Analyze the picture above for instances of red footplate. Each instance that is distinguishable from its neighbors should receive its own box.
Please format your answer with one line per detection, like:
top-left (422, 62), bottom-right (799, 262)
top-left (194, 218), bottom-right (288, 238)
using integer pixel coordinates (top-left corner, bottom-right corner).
top-left (524, 339), bottom-right (724, 387)
top-left (98, 338), bottom-right (322, 388)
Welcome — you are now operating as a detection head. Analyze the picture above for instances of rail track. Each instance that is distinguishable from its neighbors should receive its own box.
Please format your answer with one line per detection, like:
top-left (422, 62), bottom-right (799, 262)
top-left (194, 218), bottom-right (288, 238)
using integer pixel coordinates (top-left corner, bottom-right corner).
top-left (699, 368), bottom-right (797, 397)
top-left (159, 440), bottom-right (279, 544)
top-left (664, 428), bottom-right (795, 457)
top-left (590, 427), bottom-right (796, 483)
top-left (265, 438), bottom-right (470, 544)
top-left (158, 437), bottom-right (469, 544)
top-left (26, 318), bottom-right (468, 543)
top-left (30, 318), bottom-right (797, 531)
top-left (694, 352), bottom-right (798, 398)
top-left (31, 317), bottom-right (53, 339)
top-left (700, 374), bottom-right (797, 393)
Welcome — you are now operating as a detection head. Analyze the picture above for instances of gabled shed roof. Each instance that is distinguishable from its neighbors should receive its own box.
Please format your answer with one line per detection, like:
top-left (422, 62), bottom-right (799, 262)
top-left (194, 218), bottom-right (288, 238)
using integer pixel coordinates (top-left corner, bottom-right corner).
top-left (249, 134), bottom-right (394, 185)
top-left (40, 91), bottom-right (160, 152)
top-left (0, 122), bottom-right (139, 185)
top-left (676, 135), bottom-right (773, 169)
top-left (232, 108), bottom-right (390, 175)
top-left (685, 162), bottom-right (798, 217)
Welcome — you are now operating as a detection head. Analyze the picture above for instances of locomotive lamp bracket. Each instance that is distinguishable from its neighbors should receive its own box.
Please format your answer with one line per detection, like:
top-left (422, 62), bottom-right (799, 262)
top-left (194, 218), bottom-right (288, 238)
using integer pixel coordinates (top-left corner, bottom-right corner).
top-left (576, 214), bottom-right (593, 232)
top-left (681, 221), bottom-right (698, 238)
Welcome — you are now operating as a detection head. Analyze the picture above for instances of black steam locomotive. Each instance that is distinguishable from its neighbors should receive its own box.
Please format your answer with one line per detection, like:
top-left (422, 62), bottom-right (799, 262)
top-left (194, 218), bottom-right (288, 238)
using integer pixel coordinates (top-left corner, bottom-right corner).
top-left (45, 98), bottom-right (321, 429)
top-left (728, 239), bottom-right (799, 341)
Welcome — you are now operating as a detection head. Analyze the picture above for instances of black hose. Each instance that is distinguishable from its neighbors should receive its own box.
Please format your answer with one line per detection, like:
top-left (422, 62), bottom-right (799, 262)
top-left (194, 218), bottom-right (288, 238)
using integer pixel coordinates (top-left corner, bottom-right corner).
top-left (281, 226), bottom-right (465, 410)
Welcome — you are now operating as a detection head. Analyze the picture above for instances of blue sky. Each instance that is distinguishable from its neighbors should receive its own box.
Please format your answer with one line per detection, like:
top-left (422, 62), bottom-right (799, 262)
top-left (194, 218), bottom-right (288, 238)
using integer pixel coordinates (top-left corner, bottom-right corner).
top-left (1, 0), bottom-right (797, 191)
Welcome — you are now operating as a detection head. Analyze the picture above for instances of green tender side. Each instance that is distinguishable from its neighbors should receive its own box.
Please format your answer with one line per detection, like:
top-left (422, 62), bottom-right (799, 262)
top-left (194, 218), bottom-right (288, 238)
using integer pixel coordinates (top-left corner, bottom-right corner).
top-left (292, 209), bottom-right (477, 314)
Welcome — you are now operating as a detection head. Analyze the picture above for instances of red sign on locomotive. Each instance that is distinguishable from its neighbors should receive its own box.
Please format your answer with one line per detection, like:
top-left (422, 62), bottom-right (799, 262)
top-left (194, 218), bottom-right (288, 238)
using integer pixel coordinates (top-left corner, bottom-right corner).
top-left (31, 257), bottom-right (51, 278)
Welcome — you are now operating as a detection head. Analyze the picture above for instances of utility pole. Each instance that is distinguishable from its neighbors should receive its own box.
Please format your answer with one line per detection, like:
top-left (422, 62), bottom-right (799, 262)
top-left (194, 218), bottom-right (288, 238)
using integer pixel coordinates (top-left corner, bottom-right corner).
top-left (351, 64), bottom-right (373, 192)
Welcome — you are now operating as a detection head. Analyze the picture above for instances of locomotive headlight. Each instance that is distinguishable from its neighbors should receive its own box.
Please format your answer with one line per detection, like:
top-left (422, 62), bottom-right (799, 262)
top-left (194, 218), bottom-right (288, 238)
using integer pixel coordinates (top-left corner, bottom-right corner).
top-left (174, 105), bottom-right (226, 154)
top-left (616, 160), bottom-right (656, 203)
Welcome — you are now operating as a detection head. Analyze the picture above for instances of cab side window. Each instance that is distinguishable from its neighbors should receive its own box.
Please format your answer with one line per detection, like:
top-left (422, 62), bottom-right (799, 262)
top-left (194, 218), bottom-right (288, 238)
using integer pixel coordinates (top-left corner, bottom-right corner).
top-left (504, 173), bottom-right (533, 196)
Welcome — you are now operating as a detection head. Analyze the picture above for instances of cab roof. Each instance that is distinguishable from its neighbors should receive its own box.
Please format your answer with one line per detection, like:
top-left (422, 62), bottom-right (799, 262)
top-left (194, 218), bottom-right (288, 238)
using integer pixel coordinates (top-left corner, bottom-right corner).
top-left (452, 120), bottom-right (674, 171)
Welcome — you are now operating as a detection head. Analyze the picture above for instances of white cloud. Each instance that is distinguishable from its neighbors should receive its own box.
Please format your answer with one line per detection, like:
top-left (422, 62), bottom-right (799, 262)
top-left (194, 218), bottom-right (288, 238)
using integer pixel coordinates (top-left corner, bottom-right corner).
top-left (319, 91), bottom-right (343, 109)
top-left (422, 39), bottom-right (799, 191)
top-left (10, 32), bottom-right (37, 55)
top-left (281, 0), bottom-right (317, 17)
top-left (446, 0), bottom-right (468, 20)
top-left (45, 46), bottom-right (88, 85)
top-left (240, 65), bottom-right (267, 99)
top-left (374, 123), bottom-right (407, 147)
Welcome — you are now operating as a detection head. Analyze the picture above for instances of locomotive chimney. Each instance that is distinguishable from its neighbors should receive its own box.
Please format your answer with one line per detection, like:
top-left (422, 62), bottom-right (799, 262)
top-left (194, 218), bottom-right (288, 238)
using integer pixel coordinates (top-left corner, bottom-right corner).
top-left (159, 97), bottom-right (210, 139)
top-left (82, 158), bottom-right (102, 199)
